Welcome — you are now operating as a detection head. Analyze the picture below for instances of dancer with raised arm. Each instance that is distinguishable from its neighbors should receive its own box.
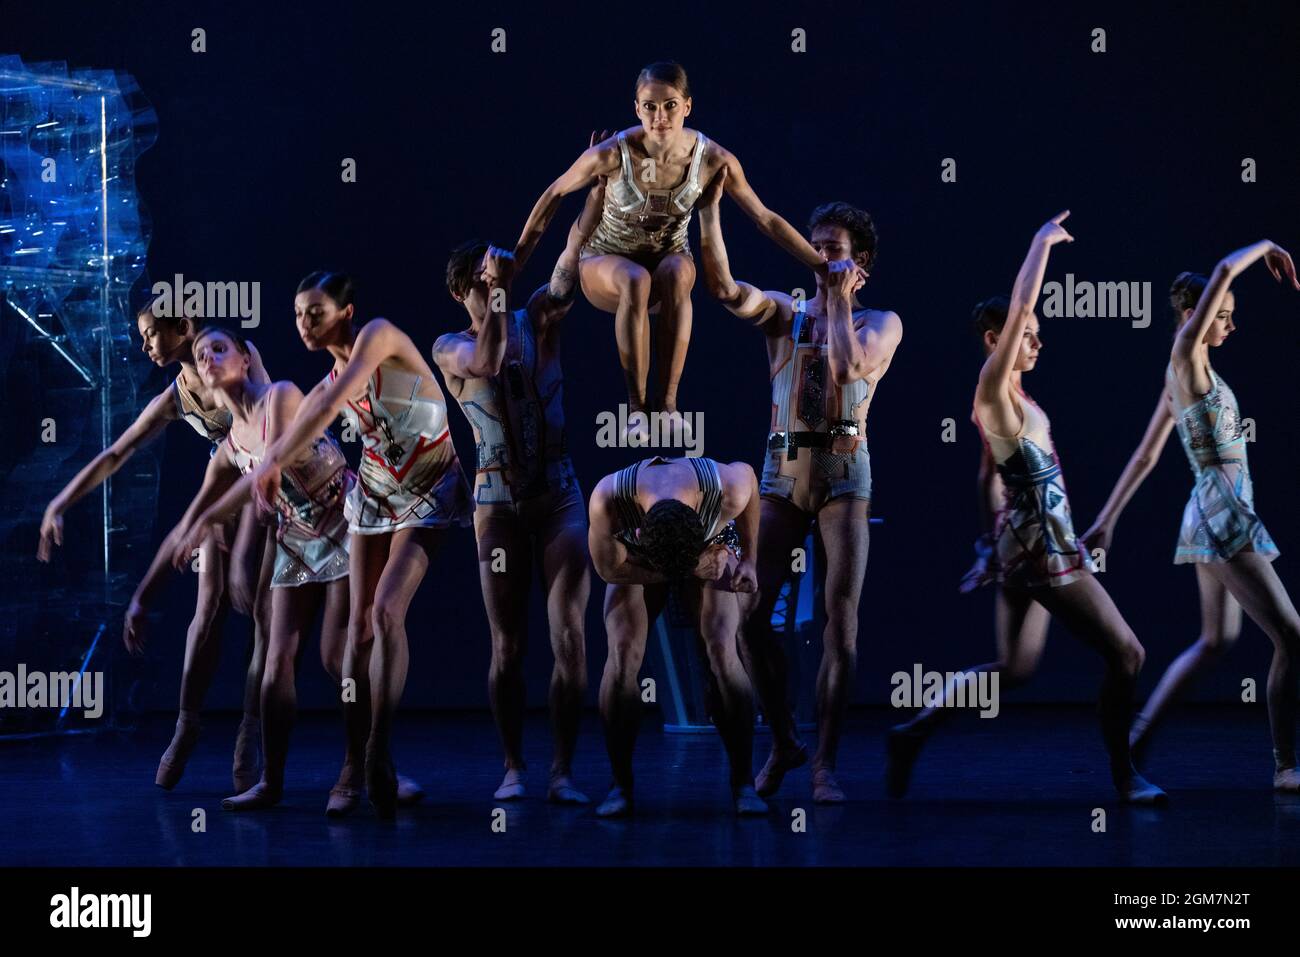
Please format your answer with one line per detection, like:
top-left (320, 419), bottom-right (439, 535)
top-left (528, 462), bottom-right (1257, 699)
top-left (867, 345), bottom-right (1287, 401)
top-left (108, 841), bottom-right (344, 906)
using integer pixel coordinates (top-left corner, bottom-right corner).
top-left (38, 304), bottom-right (274, 793)
top-left (588, 453), bottom-right (766, 817)
top-left (511, 61), bottom-right (831, 439)
top-left (885, 212), bottom-right (1166, 805)
top-left (697, 166), bottom-right (902, 803)
top-left (250, 273), bottom-right (473, 818)
top-left (1083, 248), bottom-right (1300, 791)
top-left (434, 231), bottom-right (593, 804)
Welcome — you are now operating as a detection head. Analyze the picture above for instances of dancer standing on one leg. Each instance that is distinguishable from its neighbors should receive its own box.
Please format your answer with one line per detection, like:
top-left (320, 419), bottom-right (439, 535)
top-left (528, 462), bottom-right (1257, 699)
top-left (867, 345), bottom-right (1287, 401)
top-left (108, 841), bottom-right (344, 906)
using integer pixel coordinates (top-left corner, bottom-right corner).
top-left (588, 454), bottom-right (765, 817)
top-left (697, 167), bottom-right (902, 803)
top-left (1082, 248), bottom-right (1300, 791)
top-left (511, 61), bottom-right (832, 437)
top-left (434, 232), bottom-right (594, 804)
top-left (251, 272), bottom-right (473, 819)
top-left (137, 325), bottom-right (354, 810)
top-left (37, 304), bottom-right (275, 793)
top-left (884, 212), bottom-right (1166, 805)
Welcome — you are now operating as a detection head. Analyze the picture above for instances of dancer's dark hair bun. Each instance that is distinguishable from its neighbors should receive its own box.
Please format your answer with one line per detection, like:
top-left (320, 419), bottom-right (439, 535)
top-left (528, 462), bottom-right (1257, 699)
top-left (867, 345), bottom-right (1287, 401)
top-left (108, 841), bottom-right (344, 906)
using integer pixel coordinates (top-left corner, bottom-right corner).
top-left (1169, 272), bottom-right (1209, 327)
top-left (297, 271), bottom-right (355, 310)
top-left (635, 62), bottom-right (690, 99)
top-left (971, 295), bottom-right (1011, 340)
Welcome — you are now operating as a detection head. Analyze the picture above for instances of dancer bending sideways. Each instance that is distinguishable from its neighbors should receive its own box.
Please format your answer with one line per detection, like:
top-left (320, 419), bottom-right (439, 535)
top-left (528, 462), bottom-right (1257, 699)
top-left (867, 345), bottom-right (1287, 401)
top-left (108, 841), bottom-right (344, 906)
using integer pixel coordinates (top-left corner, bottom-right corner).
top-left (697, 166), bottom-right (902, 803)
top-left (153, 325), bottom-right (353, 810)
top-left (1083, 246), bottom-right (1300, 791)
top-left (434, 233), bottom-right (594, 804)
top-left (38, 304), bottom-right (274, 793)
top-left (885, 212), bottom-right (1166, 806)
top-left (251, 272), bottom-right (473, 819)
top-left (588, 454), bottom-right (765, 817)
top-left (511, 61), bottom-right (832, 438)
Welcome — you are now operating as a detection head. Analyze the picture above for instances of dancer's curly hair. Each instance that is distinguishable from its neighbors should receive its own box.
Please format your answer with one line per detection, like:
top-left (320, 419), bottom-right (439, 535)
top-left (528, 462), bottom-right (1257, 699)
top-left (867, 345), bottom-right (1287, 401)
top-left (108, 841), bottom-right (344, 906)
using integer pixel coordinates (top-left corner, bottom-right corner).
top-left (808, 202), bottom-right (878, 269)
top-left (638, 500), bottom-right (706, 580)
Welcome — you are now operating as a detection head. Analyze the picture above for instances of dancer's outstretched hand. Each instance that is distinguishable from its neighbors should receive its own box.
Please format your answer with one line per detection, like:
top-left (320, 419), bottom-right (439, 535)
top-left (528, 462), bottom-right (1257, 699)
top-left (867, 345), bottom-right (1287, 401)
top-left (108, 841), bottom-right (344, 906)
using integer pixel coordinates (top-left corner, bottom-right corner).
top-left (1263, 243), bottom-right (1299, 290)
top-left (1034, 210), bottom-right (1074, 246)
top-left (37, 509), bottom-right (63, 562)
top-left (123, 599), bottom-right (149, 656)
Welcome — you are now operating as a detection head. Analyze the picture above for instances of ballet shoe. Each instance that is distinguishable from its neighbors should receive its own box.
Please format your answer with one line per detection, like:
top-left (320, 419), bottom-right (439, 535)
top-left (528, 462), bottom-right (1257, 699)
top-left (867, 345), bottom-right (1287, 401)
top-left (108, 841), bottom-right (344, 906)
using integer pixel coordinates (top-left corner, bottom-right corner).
top-left (812, 767), bottom-right (847, 804)
top-left (325, 785), bottom-right (362, 818)
top-left (365, 746), bottom-right (398, 821)
top-left (733, 785), bottom-right (770, 816)
top-left (595, 786), bottom-right (633, 818)
top-left (1115, 768), bottom-right (1169, 806)
top-left (396, 774), bottom-right (425, 806)
top-left (494, 769), bottom-right (526, 801)
top-left (221, 781), bottom-right (282, 812)
top-left (232, 715), bottom-right (262, 793)
top-left (155, 716), bottom-right (201, 791)
top-left (546, 774), bottom-right (590, 805)
top-left (885, 725), bottom-right (926, 799)
top-left (755, 742), bottom-right (808, 797)
top-left (1273, 768), bottom-right (1300, 793)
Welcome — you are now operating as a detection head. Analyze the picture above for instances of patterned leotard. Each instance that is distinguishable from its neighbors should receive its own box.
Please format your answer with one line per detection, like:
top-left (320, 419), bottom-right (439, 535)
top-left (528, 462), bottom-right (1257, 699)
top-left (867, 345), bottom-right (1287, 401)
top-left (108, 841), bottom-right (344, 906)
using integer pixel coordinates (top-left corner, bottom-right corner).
top-left (225, 408), bottom-right (353, 588)
top-left (171, 375), bottom-right (231, 451)
top-left (1167, 364), bottom-right (1278, 564)
top-left (329, 363), bottom-right (473, 534)
top-left (961, 388), bottom-right (1093, 591)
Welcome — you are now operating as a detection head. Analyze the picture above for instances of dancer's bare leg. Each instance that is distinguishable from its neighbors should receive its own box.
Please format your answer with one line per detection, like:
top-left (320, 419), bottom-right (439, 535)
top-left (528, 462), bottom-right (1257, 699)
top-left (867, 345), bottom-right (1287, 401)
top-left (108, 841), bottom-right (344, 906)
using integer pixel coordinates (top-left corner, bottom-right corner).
top-left (538, 500), bottom-right (591, 803)
top-left (596, 582), bottom-right (668, 817)
top-left (1199, 553), bottom-right (1300, 791)
top-left (580, 255), bottom-right (653, 437)
top-left (887, 589), bottom-right (1049, 797)
top-left (233, 528), bottom-right (275, 792)
top-left (650, 253), bottom-right (695, 416)
top-left (157, 526), bottom-right (232, 790)
top-left (224, 582), bottom-right (325, 811)
top-left (809, 497), bottom-right (871, 803)
top-left (686, 578), bottom-right (767, 814)
top-left (328, 532), bottom-right (389, 817)
top-left (475, 508), bottom-right (533, 800)
top-left (366, 526), bottom-right (444, 818)
top-left (741, 496), bottom-right (812, 795)
top-left (1131, 565), bottom-right (1241, 759)
top-left (1028, 575), bottom-right (1166, 804)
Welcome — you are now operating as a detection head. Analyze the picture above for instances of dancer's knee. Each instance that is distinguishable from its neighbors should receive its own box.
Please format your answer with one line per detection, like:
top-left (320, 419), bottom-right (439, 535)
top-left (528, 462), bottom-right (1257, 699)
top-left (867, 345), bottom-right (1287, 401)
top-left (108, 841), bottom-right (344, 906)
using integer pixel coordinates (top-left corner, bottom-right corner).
top-left (617, 265), bottom-right (652, 302)
top-left (490, 628), bottom-right (525, 677)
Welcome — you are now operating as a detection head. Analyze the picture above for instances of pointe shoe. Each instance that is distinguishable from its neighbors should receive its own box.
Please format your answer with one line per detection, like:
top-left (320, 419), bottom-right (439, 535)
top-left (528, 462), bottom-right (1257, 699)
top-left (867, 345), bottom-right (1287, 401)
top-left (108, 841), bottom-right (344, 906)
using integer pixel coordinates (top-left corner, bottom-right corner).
top-left (1273, 768), bottom-right (1300, 793)
top-left (232, 716), bottom-right (262, 793)
top-left (494, 769), bottom-right (527, 801)
top-left (396, 774), bottom-right (425, 806)
top-left (547, 774), bottom-right (590, 805)
top-left (733, 785), bottom-right (770, 816)
top-left (595, 786), bottom-right (633, 818)
top-left (325, 784), bottom-right (362, 818)
top-left (755, 742), bottom-right (808, 798)
top-left (221, 781), bottom-right (282, 812)
top-left (155, 717), bottom-right (201, 791)
top-left (365, 746), bottom-right (398, 821)
top-left (811, 767), bottom-right (847, 804)
top-left (1115, 768), bottom-right (1169, 806)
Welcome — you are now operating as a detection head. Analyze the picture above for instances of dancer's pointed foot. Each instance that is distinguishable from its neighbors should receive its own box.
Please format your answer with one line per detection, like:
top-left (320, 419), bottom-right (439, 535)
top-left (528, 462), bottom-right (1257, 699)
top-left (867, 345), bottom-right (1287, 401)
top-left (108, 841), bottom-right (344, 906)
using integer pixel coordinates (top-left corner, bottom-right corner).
top-left (221, 781), bottom-right (282, 811)
top-left (1274, 768), bottom-right (1300, 793)
top-left (755, 742), bottom-right (808, 798)
top-left (595, 786), bottom-right (633, 818)
top-left (1115, 768), bottom-right (1168, 806)
top-left (494, 768), bottom-right (527, 801)
top-left (733, 785), bottom-right (769, 816)
top-left (155, 715), bottom-right (201, 790)
top-left (812, 767), bottom-right (847, 804)
top-left (547, 773), bottom-right (589, 805)
top-left (365, 745), bottom-right (398, 820)
top-left (396, 774), bottom-right (425, 806)
top-left (885, 725), bottom-right (926, 799)
top-left (232, 714), bottom-right (262, 793)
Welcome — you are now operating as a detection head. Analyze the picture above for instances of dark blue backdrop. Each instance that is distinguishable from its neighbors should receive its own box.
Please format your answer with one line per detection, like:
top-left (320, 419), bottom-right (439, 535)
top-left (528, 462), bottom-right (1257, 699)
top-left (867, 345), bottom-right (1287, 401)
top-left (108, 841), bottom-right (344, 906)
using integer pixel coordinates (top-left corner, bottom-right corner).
top-left (11, 0), bottom-right (1299, 710)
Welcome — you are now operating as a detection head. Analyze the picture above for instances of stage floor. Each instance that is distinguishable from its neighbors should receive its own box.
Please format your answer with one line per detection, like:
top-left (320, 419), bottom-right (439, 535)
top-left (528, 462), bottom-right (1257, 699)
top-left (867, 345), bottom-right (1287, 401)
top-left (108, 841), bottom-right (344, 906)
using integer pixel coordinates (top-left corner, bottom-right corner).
top-left (4, 706), bottom-right (1297, 867)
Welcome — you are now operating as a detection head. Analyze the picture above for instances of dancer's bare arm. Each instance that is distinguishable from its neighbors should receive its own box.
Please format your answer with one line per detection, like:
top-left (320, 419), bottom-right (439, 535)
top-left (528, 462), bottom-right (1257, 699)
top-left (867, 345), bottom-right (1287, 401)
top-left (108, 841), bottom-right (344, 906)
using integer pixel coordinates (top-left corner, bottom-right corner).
top-left (1082, 390), bottom-right (1176, 553)
top-left (696, 166), bottom-right (789, 331)
top-left (588, 476), bottom-right (668, 586)
top-left (825, 265), bottom-right (902, 386)
top-left (433, 247), bottom-right (516, 381)
top-left (975, 211), bottom-right (1073, 435)
top-left (38, 388), bottom-right (178, 560)
top-left (1171, 240), bottom-right (1297, 397)
top-left (711, 143), bottom-right (825, 272)
top-left (720, 462), bottom-right (759, 593)
top-left (513, 138), bottom-right (620, 269)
